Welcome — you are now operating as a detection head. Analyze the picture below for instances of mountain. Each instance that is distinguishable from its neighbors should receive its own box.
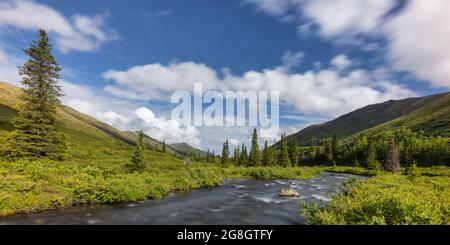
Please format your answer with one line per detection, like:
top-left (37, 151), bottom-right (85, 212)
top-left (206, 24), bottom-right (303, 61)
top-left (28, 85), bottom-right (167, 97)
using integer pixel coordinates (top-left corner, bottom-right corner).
top-left (365, 92), bottom-right (450, 137)
top-left (0, 81), bottom-right (183, 164)
top-left (170, 142), bottom-right (207, 157)
top-left (279, 92), bottom-right (450, 146)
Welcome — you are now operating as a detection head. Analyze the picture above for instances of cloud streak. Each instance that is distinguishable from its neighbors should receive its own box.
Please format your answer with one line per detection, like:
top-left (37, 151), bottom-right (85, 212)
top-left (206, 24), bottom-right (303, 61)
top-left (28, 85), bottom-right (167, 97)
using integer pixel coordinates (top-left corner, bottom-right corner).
top-left (243, 0), bottom-right (450, 88)
top-left (102, 56), bottom-right (415, 118)
top-left (0, 0), bottom-right (119, 53)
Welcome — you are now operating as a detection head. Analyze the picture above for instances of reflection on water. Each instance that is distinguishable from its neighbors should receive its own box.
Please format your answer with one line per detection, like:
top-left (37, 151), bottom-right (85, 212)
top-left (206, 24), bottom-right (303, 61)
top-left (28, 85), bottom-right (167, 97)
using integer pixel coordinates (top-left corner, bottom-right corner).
top-left (0, 172), bottom-right (363, 225)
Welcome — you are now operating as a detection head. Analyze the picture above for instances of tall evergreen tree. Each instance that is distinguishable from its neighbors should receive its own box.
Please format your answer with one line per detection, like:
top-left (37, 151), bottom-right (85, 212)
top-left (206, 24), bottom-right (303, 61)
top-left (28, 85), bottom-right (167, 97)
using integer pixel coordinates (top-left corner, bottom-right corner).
top-left (325, 139), bottom-right (334, 165)
top-left (239, 143), bottom-right (248, 166)
top-left (366, 141), bottom-right (381, 171)
top-left (243, 146), bottom-right (248, 166)
top-left (268, 145), bottom-right (276, 166)
top-left (384, 139), bottom-right (401, 172)
top-left (234, 147), bottom-right (240, 165)
top-left (7, 30), bottom-right (66, 160)
top-left (126, 131), bottom-right (145, 172)
top-left (161, 140), bottom-right (167, 153)
top-left (288, 137), bottom-right (299, 166)
top-left (278, 134), bottom-right (291, 167)
top-left (310, 146), bottom-right (317, 163)
top-left (248, 128), bottom-right (262, 166)
top-left (262, 140), bottom-right (270, 166)
top-left (221, 140), bottom-right (229, 167)
top-left (206, 149), bottom-right (210, 162)
top-left (211, 151), bottom-right (216, 163)
top-left (332, 132), bottom-right (338, 160)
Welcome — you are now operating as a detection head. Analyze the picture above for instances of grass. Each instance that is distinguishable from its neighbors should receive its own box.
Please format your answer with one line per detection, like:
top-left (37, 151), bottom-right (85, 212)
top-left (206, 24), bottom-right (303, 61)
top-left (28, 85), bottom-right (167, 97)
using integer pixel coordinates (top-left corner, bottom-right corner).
top-left (324, 166), bottom-right (377, 176)
top-left (223, 166), bottom-right (321, 180)
top-left (301, 168), bottom-right (450, 224)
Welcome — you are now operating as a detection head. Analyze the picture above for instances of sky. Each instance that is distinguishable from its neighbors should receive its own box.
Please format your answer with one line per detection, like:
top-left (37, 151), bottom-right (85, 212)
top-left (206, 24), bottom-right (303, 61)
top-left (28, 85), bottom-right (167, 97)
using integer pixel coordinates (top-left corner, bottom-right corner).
top-left (0, 0), bottom-right (449, 153)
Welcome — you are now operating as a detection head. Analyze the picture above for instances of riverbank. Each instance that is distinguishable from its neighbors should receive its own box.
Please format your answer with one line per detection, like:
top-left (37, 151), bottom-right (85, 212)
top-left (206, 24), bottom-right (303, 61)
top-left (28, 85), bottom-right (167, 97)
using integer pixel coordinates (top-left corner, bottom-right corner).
top-left (0, 172), bottom-right (359, 224)
top-left (301, 166), bottom-right (450, 224)
top-left (0, 160), bottom-right (322, 217)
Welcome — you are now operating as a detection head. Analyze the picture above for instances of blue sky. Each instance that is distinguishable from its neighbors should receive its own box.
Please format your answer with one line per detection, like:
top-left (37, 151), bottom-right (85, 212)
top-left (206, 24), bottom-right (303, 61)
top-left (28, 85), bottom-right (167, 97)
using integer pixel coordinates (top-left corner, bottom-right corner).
top-left (0, 0), bottom-right (449, 153)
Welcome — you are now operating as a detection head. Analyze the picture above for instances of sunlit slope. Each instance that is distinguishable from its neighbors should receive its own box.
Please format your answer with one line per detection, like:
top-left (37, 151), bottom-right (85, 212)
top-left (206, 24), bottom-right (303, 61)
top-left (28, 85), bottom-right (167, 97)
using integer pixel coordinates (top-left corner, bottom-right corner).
top-left (364, 92), bottom-right (450, 137)
top-left (171, 142), bottom-right (207, 157)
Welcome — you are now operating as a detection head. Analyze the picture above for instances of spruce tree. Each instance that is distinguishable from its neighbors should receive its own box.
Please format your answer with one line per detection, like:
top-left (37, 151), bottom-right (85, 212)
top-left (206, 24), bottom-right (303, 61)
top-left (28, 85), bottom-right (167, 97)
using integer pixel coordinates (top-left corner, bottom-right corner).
top-left (268, 144), bottom-right (276, 166)
top-left (248, 128), bottom-right (262, 166)
top-left (310, 146), bottom-right (317, 164)
top-left (232, 147), bottom-right (239, 165)
top-left (366, 141), bottom-right (381, 171)
top-left (278, 134), bottom-right (291, 167)
top-left (206, 149), bottom-right (210, 162)
top-left (7, 30), bottom-right (66, 160)
top-left (324, 139), bottom-right (334, 165)
top-left (384, 139), bottom-right (401, 172)
top-left (332, 132), bottom-right (338, 160)
top-left (211, 151), bottom-right (216, 163)
top-left (234, 147), bottom-right (240, 165)
top-left (161, 140), bottom-right (167, 153)
top-left (262, 140), bottom-right (270, 166)
top-left (239, 143), bottom-right (248, 166)
top-left (126, 131), bottom-right (145, 172)
top-left (288, 137), bottom-right (299, 166)
top-left (221, 140), bottom-right (229, 167)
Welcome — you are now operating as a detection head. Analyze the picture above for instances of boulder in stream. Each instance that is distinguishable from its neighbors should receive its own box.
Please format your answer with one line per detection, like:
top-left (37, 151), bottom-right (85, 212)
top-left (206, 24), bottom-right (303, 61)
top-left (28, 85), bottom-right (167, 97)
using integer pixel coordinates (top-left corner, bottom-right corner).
top-left (279, 188), bottom-right (299, 197)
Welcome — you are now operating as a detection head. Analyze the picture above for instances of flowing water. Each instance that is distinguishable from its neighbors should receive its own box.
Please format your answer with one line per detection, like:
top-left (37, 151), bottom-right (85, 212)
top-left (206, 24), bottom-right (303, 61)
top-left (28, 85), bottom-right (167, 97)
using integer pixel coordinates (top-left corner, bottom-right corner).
top-left (0, 172), bottom-right (363, 225)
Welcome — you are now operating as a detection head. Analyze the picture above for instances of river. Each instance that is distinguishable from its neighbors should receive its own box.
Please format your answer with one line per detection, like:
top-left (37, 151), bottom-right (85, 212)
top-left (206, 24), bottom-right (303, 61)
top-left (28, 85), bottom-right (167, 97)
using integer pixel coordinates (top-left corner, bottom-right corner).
top-left (0, 172), bottom-right (362, 225)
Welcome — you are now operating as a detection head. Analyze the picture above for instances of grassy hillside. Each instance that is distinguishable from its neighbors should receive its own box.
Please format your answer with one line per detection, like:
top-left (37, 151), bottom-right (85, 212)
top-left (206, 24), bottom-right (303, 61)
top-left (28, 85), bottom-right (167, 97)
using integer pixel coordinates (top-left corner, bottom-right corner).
top-left (0, 81), bottom-right (183, 168)
top-left (365, 93), bottom-right (450, 137)
top-left (170, 142), bottom-right (207, 157)
top-left (279, 92), bottom-right (449, 146)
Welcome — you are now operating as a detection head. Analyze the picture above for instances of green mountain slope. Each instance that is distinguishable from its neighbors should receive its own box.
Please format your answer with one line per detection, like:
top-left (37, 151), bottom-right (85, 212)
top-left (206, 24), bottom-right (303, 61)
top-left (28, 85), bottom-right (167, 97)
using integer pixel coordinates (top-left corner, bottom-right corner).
top-left (280, 92), bottom-right (449, 146)
top-left (122, 131), bottom-right (185, 156)
top-left (170, 142), bottom-right (206, 157)
top-left (364, 92), bottom-right (450, 137)
top-left (0, 81), bottom-right (182, 166)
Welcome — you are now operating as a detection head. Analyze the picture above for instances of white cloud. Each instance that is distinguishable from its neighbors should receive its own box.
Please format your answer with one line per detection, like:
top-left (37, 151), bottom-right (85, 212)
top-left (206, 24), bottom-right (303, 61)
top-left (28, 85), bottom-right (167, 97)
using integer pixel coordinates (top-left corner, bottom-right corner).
top-left (244, 0), bottom-right (450, 88)
top-left (244, 0), bottom-right (395, 36)
top-left (228, 138), bottom-right (240, 146)
top-left (281, 51), bottom-right (304, 70)
top-left (0, 0), bottom-right (118, 53)
top-left (302, 0), bottom-right (395, 37)
top-left (103, 57), bottom-right (415, 118)
top-left (330, 54), bottom-right (351, 70)
top-left (103, 62), bottom-right (221, 100)
top-left (134, 107), bottom-right (201, 146)
top-left (243, 0), bottom-right (292, 17)
top-left (382, 0), bottom-right (450, 87)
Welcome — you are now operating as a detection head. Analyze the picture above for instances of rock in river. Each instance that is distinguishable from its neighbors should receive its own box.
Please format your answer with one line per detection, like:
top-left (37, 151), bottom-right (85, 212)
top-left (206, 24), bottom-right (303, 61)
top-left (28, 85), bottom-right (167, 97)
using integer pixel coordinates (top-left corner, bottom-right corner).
top-left (279, 188), bottom-right (299, 197)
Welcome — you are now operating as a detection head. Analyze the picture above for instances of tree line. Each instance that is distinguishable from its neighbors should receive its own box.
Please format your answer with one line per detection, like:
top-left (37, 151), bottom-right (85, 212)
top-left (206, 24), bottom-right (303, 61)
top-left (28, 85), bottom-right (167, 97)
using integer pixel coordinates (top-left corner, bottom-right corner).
top-left (216, 127), bottom-right (450, 171)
